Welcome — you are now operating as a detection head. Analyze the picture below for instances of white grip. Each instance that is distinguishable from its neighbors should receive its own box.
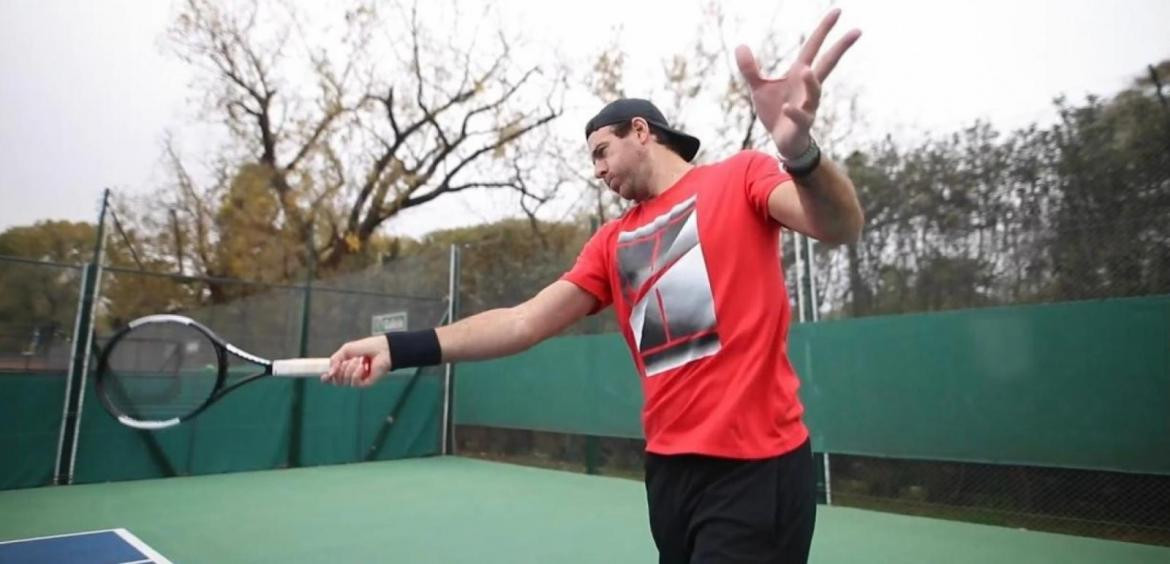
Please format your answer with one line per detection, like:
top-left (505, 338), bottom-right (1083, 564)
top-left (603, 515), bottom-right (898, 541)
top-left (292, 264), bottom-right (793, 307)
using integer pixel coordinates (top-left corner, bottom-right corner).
top-left (272, 358), bottom-right (331, 377)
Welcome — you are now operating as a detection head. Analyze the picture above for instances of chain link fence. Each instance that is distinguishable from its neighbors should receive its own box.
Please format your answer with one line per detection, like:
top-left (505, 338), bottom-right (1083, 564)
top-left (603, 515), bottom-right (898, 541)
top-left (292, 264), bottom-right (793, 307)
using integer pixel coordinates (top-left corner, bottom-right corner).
top-left (783, 97), bottom-right (1170, 545)
top-left (0, 257), bottom-right (82, 373)
top-left (796, 209), bottom-right (1170, 321)
top-left (790, 205), bottom-right (1170, 545)
top-left (0, 247), bottom-right (451, 489)
top-left (827, 454), bottom-right (1170, 546)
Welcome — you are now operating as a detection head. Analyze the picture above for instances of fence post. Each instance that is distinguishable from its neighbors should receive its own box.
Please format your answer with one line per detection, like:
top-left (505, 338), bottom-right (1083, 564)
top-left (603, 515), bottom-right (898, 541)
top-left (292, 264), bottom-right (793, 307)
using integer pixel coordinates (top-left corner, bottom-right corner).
top-left (804, 236), bottom-right (831, 504)
top-left (289, 242), bottom-right (315, 468)
top-left (54, 189), bottom-right (109, 485)
top-left (441, 244), bottom-right (461, 455)
top-left (585, 216), bottom-right (601, 475)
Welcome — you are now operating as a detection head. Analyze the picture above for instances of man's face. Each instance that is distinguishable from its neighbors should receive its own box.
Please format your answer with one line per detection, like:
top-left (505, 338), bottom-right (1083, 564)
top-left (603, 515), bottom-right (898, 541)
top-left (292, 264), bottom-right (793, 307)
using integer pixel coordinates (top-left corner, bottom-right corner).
top-left (587, 120), bottom-right (650, 201)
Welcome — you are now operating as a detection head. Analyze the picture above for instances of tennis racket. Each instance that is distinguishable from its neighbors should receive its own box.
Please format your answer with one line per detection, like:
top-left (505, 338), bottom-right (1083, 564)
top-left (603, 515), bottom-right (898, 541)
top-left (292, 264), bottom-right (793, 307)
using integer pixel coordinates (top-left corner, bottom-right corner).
top-left (96, 314), bottom-right (369, 430)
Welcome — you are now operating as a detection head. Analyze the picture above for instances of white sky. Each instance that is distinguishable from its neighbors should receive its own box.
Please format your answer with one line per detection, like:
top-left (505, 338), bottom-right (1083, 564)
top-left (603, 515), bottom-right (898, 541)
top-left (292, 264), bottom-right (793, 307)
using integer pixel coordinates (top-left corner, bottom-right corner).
top-left (1, 0), bottom-right (1168, 236)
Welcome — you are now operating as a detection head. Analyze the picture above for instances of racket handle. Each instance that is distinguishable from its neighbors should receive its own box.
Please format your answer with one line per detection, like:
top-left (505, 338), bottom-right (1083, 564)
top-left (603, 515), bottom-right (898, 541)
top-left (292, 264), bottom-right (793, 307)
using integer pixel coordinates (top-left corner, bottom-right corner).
top-left (272, 358), bottom-right (332, 377)
top-left (272, 357), bottom-right (373, 379)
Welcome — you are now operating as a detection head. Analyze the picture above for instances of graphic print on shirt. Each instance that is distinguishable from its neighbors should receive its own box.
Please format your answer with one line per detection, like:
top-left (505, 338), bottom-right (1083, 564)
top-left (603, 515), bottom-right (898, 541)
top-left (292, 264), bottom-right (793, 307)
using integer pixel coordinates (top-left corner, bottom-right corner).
top-left (617, 195), bottom-right (720, 376)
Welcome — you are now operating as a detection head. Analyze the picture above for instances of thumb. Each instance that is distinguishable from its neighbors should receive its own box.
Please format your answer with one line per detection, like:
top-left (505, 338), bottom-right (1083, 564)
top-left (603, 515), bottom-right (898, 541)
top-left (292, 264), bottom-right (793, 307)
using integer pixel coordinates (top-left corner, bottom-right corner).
top-left (735, 45), bottom-right (763, 86)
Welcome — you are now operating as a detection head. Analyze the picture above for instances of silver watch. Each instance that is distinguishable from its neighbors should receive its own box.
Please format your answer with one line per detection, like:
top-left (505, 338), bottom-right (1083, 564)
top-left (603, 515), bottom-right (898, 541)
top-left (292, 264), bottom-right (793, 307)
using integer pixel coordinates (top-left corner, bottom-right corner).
top-left (780, 137), bottom-right (821, 178)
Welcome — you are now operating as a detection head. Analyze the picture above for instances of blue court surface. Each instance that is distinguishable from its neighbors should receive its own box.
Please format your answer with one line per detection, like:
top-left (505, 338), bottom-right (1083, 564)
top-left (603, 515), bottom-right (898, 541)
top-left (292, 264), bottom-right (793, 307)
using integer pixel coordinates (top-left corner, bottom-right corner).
top-left (0, 528), bottom-right (172, 564)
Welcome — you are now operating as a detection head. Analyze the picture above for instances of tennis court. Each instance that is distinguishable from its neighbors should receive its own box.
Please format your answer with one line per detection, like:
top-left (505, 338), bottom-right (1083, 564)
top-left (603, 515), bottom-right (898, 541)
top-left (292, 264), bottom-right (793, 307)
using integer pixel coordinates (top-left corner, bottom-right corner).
top-left (2, 456), bottom-right (1167, 563)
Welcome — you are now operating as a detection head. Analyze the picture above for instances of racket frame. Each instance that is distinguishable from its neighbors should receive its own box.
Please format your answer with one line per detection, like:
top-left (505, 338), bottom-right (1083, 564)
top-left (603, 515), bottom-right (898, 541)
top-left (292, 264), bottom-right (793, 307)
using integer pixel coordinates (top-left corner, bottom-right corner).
top-left (96, 314), bottom-right (274, 430)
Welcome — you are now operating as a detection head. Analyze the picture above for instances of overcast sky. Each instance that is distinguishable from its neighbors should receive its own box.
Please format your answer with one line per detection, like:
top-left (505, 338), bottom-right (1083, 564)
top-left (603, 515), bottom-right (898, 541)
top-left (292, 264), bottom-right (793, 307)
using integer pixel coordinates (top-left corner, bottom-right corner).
top-left (1, 0), bottom-right (1168, 236)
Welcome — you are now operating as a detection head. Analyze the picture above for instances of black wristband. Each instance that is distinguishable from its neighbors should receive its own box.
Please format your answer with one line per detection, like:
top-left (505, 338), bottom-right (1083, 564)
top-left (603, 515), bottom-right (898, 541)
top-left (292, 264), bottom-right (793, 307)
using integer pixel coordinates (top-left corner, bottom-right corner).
top-left (384, 329), bottom-right (442, 368)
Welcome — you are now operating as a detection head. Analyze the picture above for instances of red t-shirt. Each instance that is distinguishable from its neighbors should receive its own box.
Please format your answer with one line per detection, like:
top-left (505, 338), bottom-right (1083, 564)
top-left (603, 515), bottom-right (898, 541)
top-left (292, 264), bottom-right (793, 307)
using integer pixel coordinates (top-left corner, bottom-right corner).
top-left (562, 150), bottom-right (808, 460)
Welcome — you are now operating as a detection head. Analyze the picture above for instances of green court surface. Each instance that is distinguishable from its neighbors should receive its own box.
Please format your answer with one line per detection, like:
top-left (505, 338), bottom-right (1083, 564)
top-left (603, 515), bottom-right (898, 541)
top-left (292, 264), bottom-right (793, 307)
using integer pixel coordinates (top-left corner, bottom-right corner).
top-left (1, 456), bottom-right (1166, 563)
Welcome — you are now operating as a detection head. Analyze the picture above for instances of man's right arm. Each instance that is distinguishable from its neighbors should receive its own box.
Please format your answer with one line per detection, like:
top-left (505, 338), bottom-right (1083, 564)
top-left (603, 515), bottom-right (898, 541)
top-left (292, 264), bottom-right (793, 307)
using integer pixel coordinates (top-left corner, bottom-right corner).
top-left (323, 280), bottom-right (598, 385)
top-left (436, 280), bottom-right (598, 362)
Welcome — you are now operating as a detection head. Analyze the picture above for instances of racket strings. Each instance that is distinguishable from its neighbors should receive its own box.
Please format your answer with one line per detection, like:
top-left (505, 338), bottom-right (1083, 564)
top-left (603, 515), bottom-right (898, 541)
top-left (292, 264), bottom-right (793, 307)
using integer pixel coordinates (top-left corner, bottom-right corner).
top-left (103, 323), bottom-right (220, 423)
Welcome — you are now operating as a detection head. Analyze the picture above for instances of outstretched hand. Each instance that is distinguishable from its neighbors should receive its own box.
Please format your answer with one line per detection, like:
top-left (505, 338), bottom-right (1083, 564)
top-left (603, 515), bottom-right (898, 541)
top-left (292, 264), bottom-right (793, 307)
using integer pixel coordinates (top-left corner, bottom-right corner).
top-left (735, 8), bottom-right (861, 159)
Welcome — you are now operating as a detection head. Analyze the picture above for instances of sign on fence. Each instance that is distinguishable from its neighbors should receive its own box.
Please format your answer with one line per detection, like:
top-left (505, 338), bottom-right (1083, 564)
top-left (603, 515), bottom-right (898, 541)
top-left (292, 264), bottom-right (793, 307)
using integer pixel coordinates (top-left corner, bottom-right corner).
top-left (371, 312), bottom-right (408, 335)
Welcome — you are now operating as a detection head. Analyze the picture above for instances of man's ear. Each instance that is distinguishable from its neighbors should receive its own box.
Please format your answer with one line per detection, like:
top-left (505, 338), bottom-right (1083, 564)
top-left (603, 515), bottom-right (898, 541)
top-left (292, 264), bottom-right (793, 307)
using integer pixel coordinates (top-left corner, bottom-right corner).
top-left (631, 117), bottom-right (652, 142)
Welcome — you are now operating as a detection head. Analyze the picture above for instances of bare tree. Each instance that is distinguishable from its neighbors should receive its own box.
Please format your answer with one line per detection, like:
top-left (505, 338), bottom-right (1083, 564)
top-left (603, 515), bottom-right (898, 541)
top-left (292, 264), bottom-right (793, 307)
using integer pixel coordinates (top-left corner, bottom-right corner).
top-left (148, 0), bottom-right (566, 285)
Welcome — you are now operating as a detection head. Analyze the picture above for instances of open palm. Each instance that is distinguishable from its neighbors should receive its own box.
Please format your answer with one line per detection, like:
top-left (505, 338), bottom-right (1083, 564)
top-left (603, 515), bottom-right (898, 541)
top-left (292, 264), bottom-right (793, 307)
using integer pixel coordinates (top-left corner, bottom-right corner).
top-left (736, 9), bottom-right (861, 158)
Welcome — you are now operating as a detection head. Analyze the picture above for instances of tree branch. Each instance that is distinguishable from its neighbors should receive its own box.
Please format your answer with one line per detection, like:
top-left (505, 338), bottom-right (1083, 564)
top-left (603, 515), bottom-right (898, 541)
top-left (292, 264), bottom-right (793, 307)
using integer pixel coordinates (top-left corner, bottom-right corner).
top-left (397, 109), bottom-right (560, 212)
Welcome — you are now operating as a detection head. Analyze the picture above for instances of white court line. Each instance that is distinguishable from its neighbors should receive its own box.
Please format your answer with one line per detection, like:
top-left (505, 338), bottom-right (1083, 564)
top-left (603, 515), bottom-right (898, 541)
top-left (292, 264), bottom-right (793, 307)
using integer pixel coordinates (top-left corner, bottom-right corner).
top-left (0, 528), bottom-right (119, 545)
top-left (114, 528), bottom-right (174, 564)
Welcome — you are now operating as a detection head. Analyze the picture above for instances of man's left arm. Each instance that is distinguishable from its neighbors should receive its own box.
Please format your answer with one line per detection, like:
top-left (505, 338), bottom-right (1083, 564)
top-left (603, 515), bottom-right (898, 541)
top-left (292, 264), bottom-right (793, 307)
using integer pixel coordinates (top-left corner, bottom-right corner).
top-left (736, 8), bottom-right (863, 245)
top-left (767, 156), bottom-right (864, 245)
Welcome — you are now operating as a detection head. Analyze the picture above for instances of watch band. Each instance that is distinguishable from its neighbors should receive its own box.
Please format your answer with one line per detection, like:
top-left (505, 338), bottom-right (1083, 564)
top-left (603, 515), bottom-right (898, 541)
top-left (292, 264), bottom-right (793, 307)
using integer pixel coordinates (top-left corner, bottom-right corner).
top-left (780, 137), bottom-right (821, 178)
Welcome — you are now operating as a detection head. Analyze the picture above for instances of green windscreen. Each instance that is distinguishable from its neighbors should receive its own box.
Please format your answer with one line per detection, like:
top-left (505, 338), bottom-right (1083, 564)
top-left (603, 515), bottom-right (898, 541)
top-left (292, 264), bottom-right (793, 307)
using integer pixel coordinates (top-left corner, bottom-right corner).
top-left (456, 295), bottom-right (1170, 475)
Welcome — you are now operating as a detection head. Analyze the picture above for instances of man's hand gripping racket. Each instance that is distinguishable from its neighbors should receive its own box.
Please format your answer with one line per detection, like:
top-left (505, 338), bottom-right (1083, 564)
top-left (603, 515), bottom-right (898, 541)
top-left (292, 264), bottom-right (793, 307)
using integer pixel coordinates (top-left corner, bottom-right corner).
top-left (323, 335), bottom-right (393, 388)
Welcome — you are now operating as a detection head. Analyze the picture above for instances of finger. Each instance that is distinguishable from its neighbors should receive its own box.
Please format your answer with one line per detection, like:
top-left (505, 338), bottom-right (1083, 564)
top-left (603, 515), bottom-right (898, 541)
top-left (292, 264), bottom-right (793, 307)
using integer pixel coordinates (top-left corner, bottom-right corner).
top-left (798, 8), bottom-right (842, 66)
top-left (782, 103), bottom-right (815, 132)
top-left (734, 45), bottom-right (765, 86)
top-left (814, 29), bottom-right (861, 83)
top-left (346, 357), bottom-right (361, 386)
top-left (357, 359), bottom-right (376, 388)
top-left (324, 346), bottom-right (348, 382)
top-left (350, 357), bottom-right (369, 385)
top-left (801, 68), bottom-right (821, 113)
top-left (344, 358), bottom-right (363, 386)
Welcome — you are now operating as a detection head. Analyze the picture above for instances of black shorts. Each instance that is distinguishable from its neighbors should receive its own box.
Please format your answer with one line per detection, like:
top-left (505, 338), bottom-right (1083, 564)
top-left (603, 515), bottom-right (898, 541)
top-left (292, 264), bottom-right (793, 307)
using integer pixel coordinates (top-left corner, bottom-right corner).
top-left (644, 439), bottom-right (816, 564)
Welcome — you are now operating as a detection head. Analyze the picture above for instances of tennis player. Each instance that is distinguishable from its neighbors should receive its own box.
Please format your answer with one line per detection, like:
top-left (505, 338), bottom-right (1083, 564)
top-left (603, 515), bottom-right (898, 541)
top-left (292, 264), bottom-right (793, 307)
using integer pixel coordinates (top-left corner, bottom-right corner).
top-left (326, 9), bottom-right (862, 563)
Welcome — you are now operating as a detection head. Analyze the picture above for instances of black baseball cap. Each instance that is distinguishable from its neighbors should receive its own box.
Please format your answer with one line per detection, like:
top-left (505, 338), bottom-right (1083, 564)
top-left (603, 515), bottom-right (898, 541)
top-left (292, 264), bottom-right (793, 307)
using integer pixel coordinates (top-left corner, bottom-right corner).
top-left (584, 98), bottom-right (701, 162)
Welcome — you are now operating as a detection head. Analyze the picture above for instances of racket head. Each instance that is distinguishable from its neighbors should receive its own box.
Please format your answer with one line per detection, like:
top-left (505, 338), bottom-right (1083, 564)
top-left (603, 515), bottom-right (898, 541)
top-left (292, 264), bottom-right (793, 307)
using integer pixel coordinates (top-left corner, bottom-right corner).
top-left (96, 315), bottom-right (229, 430)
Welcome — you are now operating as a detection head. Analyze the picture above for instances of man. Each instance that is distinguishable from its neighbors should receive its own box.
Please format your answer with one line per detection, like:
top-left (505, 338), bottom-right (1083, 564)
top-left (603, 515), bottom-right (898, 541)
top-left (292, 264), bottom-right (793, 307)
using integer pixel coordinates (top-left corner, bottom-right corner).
top-left (324, 9), bottom-right (862, 563)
